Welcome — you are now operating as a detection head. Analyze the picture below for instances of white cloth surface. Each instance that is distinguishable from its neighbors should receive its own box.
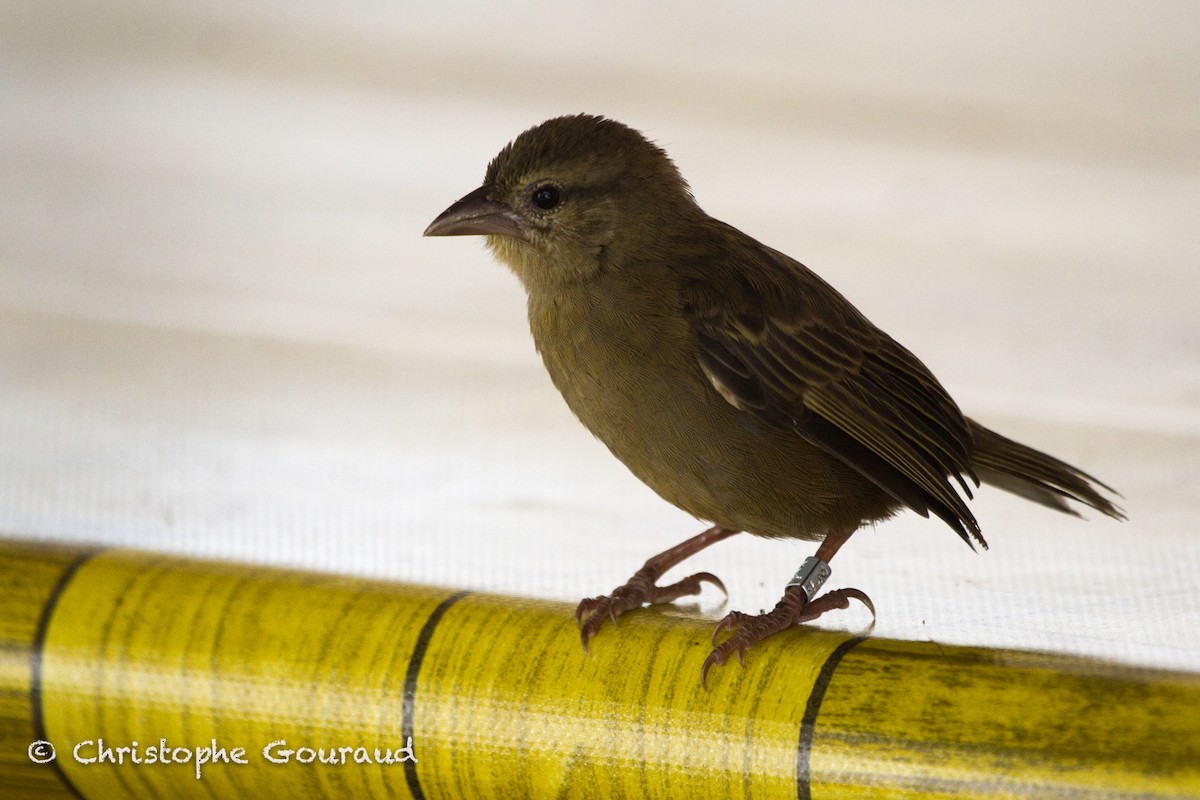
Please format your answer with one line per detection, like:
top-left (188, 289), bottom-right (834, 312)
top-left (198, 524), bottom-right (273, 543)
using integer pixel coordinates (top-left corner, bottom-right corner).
top-left (1, 1), bottom-right (1197, 671)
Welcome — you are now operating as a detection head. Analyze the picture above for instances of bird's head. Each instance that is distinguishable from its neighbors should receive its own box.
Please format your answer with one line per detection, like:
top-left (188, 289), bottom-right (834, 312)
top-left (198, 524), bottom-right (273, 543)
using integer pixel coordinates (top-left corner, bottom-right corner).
top-left (424, 114), bottom-right (696, 289)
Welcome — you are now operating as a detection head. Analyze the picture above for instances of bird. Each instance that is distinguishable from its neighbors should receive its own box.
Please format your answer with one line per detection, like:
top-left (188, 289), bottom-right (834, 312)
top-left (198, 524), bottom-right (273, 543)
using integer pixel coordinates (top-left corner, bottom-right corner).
top-left (424, 114), bottom-right (1124, 683)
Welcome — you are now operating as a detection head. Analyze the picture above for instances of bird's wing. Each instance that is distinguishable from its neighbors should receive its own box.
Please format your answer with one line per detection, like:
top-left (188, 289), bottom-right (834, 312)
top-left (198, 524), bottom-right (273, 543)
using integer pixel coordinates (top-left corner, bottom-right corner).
top-left (679, 239), bottom-right (984, 547)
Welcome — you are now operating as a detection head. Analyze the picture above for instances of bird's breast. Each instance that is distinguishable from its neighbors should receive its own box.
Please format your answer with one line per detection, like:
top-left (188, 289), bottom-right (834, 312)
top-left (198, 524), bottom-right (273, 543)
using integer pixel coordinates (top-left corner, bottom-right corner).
top-left (528, 282), bottom-right (703, 448)
top-left (525, 279), bottom-right (757, 524)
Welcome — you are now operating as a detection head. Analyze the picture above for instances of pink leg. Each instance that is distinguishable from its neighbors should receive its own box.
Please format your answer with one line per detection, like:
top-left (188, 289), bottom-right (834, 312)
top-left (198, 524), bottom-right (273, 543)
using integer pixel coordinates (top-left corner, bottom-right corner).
top-left (701, 526), bottom-right (874, 686)
top-left (577, 525), bottom-right (740, 651)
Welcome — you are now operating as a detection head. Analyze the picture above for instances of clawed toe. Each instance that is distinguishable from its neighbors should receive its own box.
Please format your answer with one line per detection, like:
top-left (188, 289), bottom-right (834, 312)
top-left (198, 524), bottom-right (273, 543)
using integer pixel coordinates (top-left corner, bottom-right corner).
top-left (574, 597), bottom-right (600, 626)
top-left (798, 587), bottom-right (875, 625)
top-left (700, 641), bottom-right (736, 688)
top-left (702, 607), bottom-right (791, 688)
top-left (576, 568), bottom-right (727, 653)
top-left (709, 610), bottom-right (752, 646)
top-left (701, 586), bottom-right (873, 687)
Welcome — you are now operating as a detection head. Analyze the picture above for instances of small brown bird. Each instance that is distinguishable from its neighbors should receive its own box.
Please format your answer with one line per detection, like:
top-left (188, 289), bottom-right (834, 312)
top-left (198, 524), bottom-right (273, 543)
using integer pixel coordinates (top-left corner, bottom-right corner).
top-left (424, 114), bottom-right (1123, 683)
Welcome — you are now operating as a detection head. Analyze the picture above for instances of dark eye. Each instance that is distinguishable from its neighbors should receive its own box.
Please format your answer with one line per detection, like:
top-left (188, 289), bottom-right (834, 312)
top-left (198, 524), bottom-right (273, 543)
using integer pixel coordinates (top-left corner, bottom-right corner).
top-left (531, 184), bottom-right (562, 210)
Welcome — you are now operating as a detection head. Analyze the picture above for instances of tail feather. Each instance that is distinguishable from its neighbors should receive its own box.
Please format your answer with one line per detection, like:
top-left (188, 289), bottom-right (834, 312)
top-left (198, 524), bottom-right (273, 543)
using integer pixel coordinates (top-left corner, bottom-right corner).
top-left (968, 419), bottom-right (1125, 520)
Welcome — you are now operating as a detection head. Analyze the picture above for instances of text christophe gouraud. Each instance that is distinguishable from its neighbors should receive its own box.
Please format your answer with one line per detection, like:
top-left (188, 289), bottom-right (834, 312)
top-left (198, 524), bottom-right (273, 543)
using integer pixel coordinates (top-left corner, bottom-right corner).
top-left (28, 737), bottom-right (417, 780)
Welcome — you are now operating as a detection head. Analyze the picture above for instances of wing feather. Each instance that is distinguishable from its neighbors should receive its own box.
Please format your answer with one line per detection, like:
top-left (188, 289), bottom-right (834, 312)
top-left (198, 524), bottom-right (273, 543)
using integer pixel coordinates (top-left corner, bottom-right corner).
top-left (679, 241), bottom-right (985, 548)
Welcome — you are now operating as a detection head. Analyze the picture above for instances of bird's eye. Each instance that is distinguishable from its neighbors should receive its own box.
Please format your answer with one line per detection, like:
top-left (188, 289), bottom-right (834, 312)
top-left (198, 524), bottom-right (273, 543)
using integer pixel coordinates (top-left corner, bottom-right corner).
top-left (531, 184), bottom-right (562, 210)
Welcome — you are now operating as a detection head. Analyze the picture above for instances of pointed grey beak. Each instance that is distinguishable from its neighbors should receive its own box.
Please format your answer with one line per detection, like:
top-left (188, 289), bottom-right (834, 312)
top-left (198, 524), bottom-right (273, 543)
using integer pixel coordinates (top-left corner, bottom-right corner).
top-left (423, 185), bottom-right (528, 240)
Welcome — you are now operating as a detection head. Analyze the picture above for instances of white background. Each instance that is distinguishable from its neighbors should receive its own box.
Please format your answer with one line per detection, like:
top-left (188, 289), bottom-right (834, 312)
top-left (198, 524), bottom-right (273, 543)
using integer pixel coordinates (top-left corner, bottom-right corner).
top-left (2, 1), bottom-right (1197, 671)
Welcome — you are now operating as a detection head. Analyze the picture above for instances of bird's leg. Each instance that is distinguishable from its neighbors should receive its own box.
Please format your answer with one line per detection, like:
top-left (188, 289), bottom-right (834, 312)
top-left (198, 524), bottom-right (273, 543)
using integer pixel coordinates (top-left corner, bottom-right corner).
top-left (701, 526), bottom-right (873, 686)
top-left (577, 525), bottom-right (740, 651)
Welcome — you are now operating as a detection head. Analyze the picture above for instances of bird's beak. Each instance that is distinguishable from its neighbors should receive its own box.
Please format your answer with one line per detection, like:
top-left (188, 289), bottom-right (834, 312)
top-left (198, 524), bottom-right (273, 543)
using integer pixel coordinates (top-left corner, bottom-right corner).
top-left (423, 185), bottom-right (528, 240)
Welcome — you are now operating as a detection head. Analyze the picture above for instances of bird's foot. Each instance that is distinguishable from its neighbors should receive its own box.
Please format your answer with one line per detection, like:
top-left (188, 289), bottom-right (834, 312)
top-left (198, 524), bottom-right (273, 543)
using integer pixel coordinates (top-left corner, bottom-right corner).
top-left (576, 567), bottom-right (726, 652)
top-left (701, 586), bottom-right (873, 687)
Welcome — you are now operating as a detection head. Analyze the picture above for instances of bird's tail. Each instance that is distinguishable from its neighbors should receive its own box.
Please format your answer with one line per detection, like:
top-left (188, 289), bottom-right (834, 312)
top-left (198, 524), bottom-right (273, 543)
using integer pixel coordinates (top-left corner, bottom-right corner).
top-left (968, 419), bottom-right (1125, 520)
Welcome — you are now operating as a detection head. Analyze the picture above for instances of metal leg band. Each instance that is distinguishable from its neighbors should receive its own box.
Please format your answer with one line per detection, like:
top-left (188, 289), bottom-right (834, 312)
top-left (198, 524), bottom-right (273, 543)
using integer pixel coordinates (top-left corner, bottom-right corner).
top-left (785, 556), bottom-right (831, 603)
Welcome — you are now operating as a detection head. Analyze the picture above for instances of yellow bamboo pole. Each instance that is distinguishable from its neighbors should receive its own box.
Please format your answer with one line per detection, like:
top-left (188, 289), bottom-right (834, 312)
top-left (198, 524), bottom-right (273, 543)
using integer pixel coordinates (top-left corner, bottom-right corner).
top-left (0, 539), bottom-right (1196, 799)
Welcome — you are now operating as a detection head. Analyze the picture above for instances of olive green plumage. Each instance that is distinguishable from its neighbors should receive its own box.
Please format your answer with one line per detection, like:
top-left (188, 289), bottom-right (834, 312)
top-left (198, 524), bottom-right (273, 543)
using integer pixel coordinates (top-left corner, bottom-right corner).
top-left (428, 114), bottom-right (1123, 552)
